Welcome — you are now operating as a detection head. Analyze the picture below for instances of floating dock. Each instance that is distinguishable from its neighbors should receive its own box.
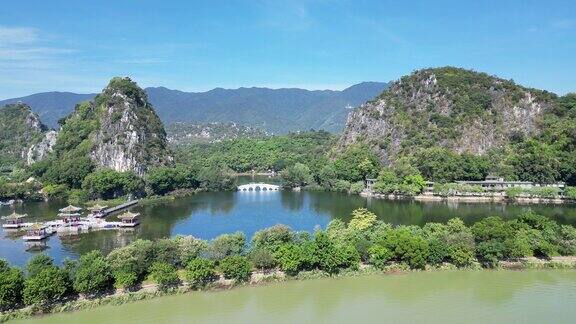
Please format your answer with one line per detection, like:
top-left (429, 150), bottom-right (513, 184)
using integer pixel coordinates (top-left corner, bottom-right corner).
top-left (1, 200), bottom-right (140, 241)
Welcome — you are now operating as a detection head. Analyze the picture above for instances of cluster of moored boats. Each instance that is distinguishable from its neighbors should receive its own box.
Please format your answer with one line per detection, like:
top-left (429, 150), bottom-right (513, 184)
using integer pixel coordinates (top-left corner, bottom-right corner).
top-left (0, 201), bottom-right (141, 242)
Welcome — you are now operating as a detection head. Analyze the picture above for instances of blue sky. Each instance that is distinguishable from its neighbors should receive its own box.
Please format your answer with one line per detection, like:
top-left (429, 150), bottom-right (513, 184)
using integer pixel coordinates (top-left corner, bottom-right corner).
top-left (1, 0), bottom-right (575, 98)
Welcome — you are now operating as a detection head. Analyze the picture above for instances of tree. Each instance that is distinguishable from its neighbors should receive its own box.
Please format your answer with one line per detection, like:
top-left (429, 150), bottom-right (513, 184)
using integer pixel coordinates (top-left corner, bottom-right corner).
top-left (26, 254), bottom-right (54, 278)
top-left (251, 225), bottom-right (293, 252)
top-left (82, 169), bottom-right (143, 199)
top-left (174, 236), bottom-right (208, 266)
top-left (249, 248), bottom-right (277, 271)
top-left (73, 251), bottom-right (113, 295)
top-left (23, 266), bottom-right (71, 306)
top-left (348, 208), bottom-right (378, 232)
top-left (509, 140), bottom-right (560, 184)
top-left (197, 165), bottom-right (236, 191)
top-left (107, 240), bottom-right (154, 286)
top-left (184, 258), bottom-right (217, 289)
top-left (0, 263), bottom-right (24, 311)
top-left (149, 262), bottom-right (180, 290)
top-left (280, 163), bottom-right (313, 188)
top-left (317, 164), bottom-right (338, 190)
top-left (153, 238), bottom-right (180, 266)
top-left (313, 231), bottom-right (341, 274)
top-left (476, 240), bottom-right (505, 268)
top-left (333, 145), bottom-right (380, 182)
top-left (274, 244), bottom-right (306, 276)
top-left (219, 256), bottom-right (252, 282)
top-left (383, 228), bottom-right (429, 269)
top-left (207, 232), bottom-right (245, 261)
top-left (368, 245), bottom-right (393, 269)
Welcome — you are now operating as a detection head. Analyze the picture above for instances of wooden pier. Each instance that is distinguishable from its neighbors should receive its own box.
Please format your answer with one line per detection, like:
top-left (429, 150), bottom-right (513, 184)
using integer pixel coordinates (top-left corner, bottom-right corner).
top-left (100, 200), bottom-right (139, 217)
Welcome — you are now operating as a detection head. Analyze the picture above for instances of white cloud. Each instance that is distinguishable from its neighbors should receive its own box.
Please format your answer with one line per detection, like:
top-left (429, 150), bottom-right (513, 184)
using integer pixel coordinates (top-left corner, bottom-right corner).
top-left (0, 26), bottom-right (38, 44)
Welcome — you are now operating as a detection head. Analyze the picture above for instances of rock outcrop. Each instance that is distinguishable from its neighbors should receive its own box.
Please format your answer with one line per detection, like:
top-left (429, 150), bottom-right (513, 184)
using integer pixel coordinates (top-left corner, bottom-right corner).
top-left (0, 103), bottom-right (53, 167)
top-left (338, 67), bottom-right (557, 164)
top-left (26, 130), bottom-right (57, 165)
top-left (54, 77), bottom-right (173, 176)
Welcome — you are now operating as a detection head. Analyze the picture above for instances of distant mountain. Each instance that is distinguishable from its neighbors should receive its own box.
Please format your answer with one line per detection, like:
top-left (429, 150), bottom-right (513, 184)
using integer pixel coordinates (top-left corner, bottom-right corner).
top-left (0, 82), bottom-right (389, 133)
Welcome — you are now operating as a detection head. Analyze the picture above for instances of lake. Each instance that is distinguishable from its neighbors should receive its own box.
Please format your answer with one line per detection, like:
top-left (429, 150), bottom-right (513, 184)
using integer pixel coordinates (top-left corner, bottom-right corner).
top-left (1, 180), bottom-right (576, 267)
top-left (15, 270), bottom-right (576, 323)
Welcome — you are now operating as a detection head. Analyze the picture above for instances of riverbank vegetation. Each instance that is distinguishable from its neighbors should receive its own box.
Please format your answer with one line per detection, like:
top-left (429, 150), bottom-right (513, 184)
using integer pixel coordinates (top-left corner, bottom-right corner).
top-left (1, 209), bottom-right (576, 318)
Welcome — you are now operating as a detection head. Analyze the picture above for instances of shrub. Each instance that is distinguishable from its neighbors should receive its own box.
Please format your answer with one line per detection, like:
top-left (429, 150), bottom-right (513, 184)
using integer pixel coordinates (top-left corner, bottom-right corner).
top-left (558, 225), bottom-right (576, 255)
top-left (113, 270), bottom-right (138, 289)
top-left (427, 238), bottom-right (449, 264)
top-left (251, 225), bottom-right (293, 252)
top-left (174, 236), bottom-right (208, 266)
top-left (476, 240), bottom-right (505, 268)
top-left (565, 186), bottom-right (576, 200)
top-left (148, 262), bottom-right (180, 290)
top-left (368, 245), bottom-right (393, 269)
top-left (337, 244), bottom-right (361, 270)
top-left (333, 180), bottom-right (351, 192)
top-left (348, 181), bottom-right (365, 195)
top-left (0, 264), bottom-right (24, 311)
top-left (184, 258), bottom-right (217, 289)
top-left (348, 208), bottom-right (377, 232)
top-left (275, 244), bottom-right (306, 276)
top-left (73, 251), bottom-right (113, 295)
top-left (313, 231), bottom-right (342, 274)
top-left (107, 240), bottom-right (154, 284)
top-left (219, 256), bottom-right (252, 282)
top-left (207, 232), bottom-right (245, 261)
top-left (26, 254), bottom-right (54, 278)
top-left (249, 248), bottom-right (277, 271)
top-left (153, 239), bottom-right (180, 266)
top-left (23, 266), bottom-right (71, 306)
top-left (383, 228), bottom-right (429, 269)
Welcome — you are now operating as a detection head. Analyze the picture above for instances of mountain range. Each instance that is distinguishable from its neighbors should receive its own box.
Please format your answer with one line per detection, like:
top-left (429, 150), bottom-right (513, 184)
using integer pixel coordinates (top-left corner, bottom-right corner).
top-left (0, 82), bottom-right (389, 133)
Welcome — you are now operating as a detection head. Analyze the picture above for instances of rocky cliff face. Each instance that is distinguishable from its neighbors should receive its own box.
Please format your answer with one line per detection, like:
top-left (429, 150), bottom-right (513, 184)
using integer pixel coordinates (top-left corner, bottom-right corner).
top-left (54, 77), bottom-right (173, 176)
top-left (26, 130), bottom-right (57, 165)
top-left (0, 103), bottom-right (53, 167)
top-left (338, 67), bottom-right (556, 164)
top-left (89, 77), bottom-right (173, 175)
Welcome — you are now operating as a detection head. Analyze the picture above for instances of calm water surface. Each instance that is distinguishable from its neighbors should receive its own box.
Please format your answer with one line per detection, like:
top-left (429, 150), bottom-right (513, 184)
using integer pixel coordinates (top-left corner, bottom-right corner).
top-left (1, 176), bottom-right (576, 266)
top-left (16, 270), bottom-right (576, 324)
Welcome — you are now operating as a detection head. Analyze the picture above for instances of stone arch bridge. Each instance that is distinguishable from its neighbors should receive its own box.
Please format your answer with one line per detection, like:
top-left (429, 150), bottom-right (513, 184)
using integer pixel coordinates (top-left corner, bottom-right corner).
top-left (237, 183), bottom-right (280, 192)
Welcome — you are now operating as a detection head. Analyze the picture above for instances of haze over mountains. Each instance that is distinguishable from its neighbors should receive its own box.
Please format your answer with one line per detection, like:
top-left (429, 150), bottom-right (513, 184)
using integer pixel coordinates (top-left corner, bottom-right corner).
top-left (0, 82), bottom-right (389, 133)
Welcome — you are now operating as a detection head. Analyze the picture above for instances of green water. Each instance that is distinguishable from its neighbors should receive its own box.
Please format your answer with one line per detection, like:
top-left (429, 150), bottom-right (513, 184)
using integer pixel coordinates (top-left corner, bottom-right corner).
top-left (16, 270), bottom-right (576, 323)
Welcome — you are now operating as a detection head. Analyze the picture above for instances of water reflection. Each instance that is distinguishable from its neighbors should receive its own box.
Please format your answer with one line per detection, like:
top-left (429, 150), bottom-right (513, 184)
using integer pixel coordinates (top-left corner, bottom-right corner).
top-left (1, 188), bottom-right (576, 267)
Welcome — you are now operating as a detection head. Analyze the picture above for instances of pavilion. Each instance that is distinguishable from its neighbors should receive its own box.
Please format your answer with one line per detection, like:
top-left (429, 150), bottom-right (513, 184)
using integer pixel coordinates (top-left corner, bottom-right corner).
top-left (1, 212), bottom-right (28, 229)
top-left (118, 211), bottom-right (141, 227)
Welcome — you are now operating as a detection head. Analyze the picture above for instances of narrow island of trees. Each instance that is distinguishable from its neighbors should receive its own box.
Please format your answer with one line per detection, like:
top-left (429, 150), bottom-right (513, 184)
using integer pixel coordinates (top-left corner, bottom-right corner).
top-left (1, 209), bottom-right (575, 320)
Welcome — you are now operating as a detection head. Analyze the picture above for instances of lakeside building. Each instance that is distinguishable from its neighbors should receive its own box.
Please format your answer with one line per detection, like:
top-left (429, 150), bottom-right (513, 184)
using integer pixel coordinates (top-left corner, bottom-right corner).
top-left (1, 212), bottom-right (28, 229)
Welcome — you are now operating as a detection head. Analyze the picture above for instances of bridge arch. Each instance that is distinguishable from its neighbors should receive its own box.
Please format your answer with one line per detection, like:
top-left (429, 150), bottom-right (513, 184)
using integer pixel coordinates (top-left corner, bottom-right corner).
top-left (237, 183), bottom-right (280, 192)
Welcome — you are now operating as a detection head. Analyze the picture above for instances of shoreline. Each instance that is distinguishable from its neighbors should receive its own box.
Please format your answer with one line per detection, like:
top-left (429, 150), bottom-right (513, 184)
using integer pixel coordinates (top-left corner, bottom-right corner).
top-left (2, 256), bottom-right (575, 322)
top-left (361, 191), bottom-right (575, 205)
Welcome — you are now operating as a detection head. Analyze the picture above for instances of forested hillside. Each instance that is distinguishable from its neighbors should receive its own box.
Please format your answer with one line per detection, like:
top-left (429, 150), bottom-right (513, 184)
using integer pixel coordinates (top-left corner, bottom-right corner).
top-left (339, 67), bottom-right (576, 185)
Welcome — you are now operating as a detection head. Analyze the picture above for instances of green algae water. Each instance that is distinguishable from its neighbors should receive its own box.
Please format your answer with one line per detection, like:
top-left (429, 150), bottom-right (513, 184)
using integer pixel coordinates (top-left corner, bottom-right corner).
top-left (16, 270), bottom-right (576, 324)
